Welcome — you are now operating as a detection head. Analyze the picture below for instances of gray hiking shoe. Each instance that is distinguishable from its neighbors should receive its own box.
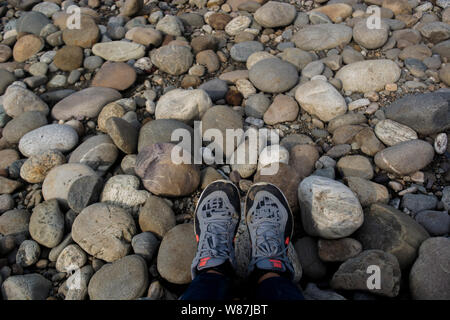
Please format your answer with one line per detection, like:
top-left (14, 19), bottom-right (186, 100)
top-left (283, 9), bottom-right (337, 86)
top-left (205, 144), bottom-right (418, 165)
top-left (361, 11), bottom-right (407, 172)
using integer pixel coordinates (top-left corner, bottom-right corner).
top-left (245, 182), bottom-right (294, 278)
top-left (191, 180), bottom-right (241, 279)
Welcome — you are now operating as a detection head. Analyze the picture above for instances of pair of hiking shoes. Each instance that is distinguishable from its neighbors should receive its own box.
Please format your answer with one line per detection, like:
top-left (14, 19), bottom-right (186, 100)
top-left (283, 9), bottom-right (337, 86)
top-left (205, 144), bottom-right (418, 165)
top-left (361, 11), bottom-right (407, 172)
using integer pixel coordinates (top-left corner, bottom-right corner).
top-left (191, 180), bottom-right (294, 280)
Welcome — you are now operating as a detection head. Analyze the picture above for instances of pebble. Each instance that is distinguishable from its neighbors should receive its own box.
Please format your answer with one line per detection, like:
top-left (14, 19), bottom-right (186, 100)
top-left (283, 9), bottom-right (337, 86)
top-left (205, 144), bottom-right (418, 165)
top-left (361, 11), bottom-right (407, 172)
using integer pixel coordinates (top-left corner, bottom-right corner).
top-left (198, 78), bottom-right (229, 101)
top-left (139, 195), bottom-right (176, 238)
top-left (51, 87), bottom-right (121, 120)
top-left (105, 117), bottom-right (138, 154)
top-left (136, 143), bottom-right (200, 197)
top-left (248, 53), bottom-right (277, 73)
top-left (2, 85), bottom-right (49, 118)
top-left (0, 209), bottom-right (30, 235)
top-left (355, 203), bottom-right (429, 269)
top-left (337, 155), bottom-right (374, 179)
top-left (151, 44), bottom-right (193, 75)
top-left (16, 11), bottom-right (50, 36)
top-left (196, 50), bottom-right (220, 73)
top-left (48, 233), bottom-right (73, 262)
top-left (311, 3), bottom-right (353, 23)
top-left (410, 237), bottom-right (450, 300)
top-left (0, 194), bottom-right (14, 214)
top-left (69, 134), bottom-right (118, 174)
top-left (298, 175), bottom-right (364, 239)
top-left (62, 15), bottom-right (100, 49)
top-left (278, 47), bottom-right (313, 71)
top-left (201, 105), bottom-right (244, 158)
top-left (84, 56), bottom-right (103, 70)
top-left (399, 44), bottom-right (432, 61)
top-left (155, 88), bottom-right (212, 124)
top-left (244, 93), bottom-right (270, 118)
top-left (156, 15), bottom-right (184, 36)
top-left (318, 238), bottom-right (362, 262)
top-left (125, 27), bottom-right (162, 47)
top-left (292, 24), bottom-right (352, 51)
top-left (0, 44), bottom-right (12, 63)
top-left (331, 250), bottom-right (401, 297)
top-left (72, 203), bottom-right (136, 262)
top-left (100, 175), bottom-right (149, 210)
top-left (56, 244), bottom-right (87, 273)
top-left (225, 16), bottom-right (251, 36)
top-left (230, 41), bottom-right (264, 62)
top-left (385, 92), bottom-right (450, 135)
top-left (374, 140), bottom-right (434, 176)
top-left (92, 41), bottom-right (145, 62)
top-left (348, 98), bottom-right (370, 111)
top-left (54, 46), bottom-right (83, 72)
top-left (66, 175), bottom-right (103, 215)
top-left (92, 62), bottom-right (137, 91)
top-left (157, 223), bottom-right (196, 284)
top-left (336, 60), bottom-right (401, 92)
top-left (32, 2), bottom-right (59, 17)
top-left (235, 79), bottom-right (256, 98)
top-left (0, 70), bottom-right (15, 95)
top-left (295, 79), bottom-right (347, 122)
top-left (414, 210), bottom-right (450, 236)
top-left (401, 193), bottom-right (438, 214)
top-left (88, 254), bottom-right (148, 300)
top-left (0, 149), bottom-right (19, 170)
top-left (132, 232), bottom-right (159, 262)
top-left (20, 149), bottom-right (66, 183)
top-left (64, 265), bottom-right (94, 300)
top-left (289, 144), bottom-right (319, 180)
top-left (29, 199), bottom-right (65, 248)
top-left (263, 94), bottom-right (299, 125)
top-left (374, 119), bottom-right (418, 146)
top-left (302, 61), bottom-right (324, 79)
top-left (353, 19), bottom-right (389, 49)
top-left (16, 240), bottom-right (41, 267)
top-left (18, 124), bottom-right (79, 157)
top-left (249, 58), bottom-right (298, 93)
top-left (137, 118), bottom-right (194, 153)
top-left (294, 237), bottom-right (327, 280)
top-left (1, 273), bottom-right (52, 300)
top-left (121, 0), bottom-right (143, 17)
top-left (346, 176), bottom-right (390, 207)
top-left (254, 1), bottom-right (296, 28)
top-left (230, 140), bottom-right (258, 178)
top-left (42, 163), bottom-right (97, 208)
top-left (258, 145), bottom-right (289, 170)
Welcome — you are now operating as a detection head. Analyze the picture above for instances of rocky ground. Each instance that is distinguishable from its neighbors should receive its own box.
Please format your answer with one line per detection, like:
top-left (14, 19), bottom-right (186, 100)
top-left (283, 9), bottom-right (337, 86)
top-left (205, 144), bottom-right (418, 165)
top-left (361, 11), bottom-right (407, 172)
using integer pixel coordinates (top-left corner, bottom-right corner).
top-left (0, 0), bottom-right (449, 300)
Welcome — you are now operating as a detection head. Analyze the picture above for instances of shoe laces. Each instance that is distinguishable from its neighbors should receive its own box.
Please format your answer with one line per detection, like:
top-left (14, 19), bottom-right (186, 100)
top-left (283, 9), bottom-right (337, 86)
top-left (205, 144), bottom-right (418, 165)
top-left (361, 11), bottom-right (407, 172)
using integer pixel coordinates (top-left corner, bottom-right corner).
top-left (198, 197), bottom-right (233, 259)
top-left (252, 196), bottom-right (287, 262)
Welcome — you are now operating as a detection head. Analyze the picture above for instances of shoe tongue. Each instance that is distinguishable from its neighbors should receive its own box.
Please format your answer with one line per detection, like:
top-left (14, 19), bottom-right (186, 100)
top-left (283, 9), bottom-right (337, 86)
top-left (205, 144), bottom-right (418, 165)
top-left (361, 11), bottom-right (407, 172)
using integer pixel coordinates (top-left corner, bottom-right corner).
top-left (197, 257), bottom-right (227, 271)
top-left (256, 258), bottom-right (286, 273)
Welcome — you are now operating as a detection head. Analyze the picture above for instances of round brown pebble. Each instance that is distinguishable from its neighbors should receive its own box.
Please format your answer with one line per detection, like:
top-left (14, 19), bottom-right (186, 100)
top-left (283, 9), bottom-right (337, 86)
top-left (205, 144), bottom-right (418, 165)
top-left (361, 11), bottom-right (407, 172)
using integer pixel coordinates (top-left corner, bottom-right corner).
top-left (225, 88), bottom-right (243, 106)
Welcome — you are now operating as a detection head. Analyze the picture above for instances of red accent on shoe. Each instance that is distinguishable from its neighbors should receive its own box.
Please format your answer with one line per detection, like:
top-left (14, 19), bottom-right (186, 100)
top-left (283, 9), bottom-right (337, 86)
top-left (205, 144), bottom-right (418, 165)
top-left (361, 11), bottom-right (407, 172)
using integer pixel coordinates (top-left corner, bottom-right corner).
top-left (285, 237), bottom-right (290, 245)
top-left (196, 234), bottom-right (199, 242)
top-left (269, 259), bottom-right (283, 269)
top-left (199, 257), bottom-right (211, 267)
